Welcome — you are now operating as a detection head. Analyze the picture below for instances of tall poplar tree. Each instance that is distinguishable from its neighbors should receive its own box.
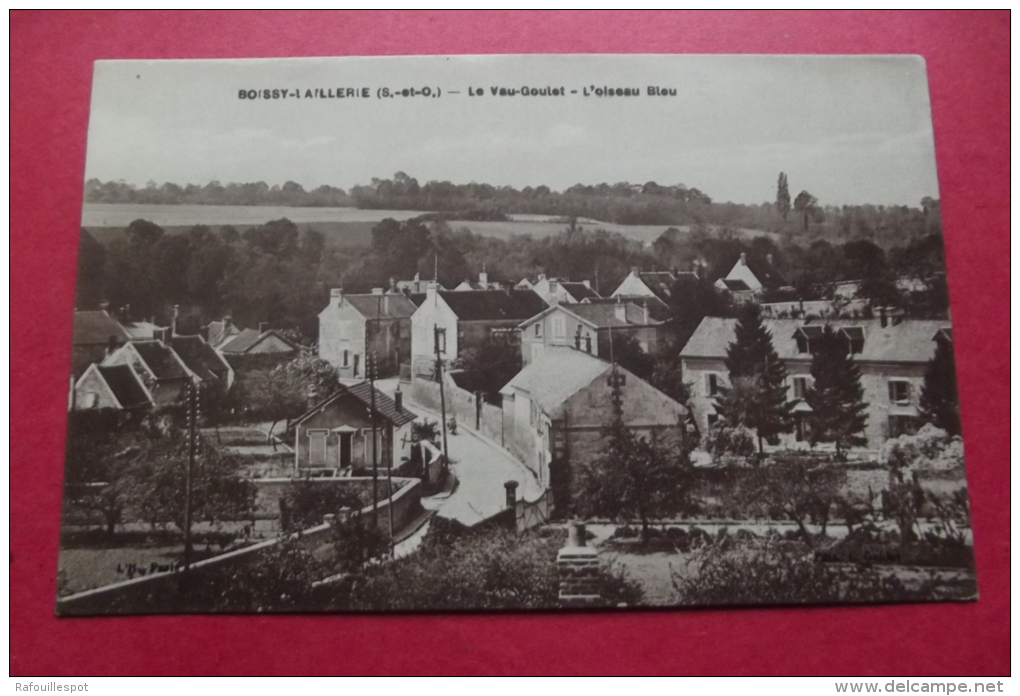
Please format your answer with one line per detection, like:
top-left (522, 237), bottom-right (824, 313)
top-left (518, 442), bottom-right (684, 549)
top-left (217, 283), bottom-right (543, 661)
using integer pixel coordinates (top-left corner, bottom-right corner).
top-left (715, 303), bottom-right (794, 453)
top-left (776, 172), bottom-right (791, 221)
top-left (804, 325), bottom-right (868, 459)
top-left (919, 334), bottom-right (961, 436)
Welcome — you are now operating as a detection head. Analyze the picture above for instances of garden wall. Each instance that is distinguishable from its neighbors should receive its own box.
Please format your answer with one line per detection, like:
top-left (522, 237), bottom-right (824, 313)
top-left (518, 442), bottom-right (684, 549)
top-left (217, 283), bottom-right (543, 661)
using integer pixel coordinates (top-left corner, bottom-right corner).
top-left (56, 477), bottom-right (423, 616)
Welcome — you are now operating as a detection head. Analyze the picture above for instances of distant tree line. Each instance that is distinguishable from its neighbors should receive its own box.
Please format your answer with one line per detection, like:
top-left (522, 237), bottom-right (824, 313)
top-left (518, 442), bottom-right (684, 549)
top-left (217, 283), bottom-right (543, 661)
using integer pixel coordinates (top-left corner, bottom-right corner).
top-left (84, 172), bottom-right (941, 248)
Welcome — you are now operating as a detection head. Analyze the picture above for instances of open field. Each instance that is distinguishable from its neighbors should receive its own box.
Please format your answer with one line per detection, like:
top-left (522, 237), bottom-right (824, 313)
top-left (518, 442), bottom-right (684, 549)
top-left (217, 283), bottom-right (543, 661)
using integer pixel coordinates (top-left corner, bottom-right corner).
top-left (81, 202), bottom-right (773, 249)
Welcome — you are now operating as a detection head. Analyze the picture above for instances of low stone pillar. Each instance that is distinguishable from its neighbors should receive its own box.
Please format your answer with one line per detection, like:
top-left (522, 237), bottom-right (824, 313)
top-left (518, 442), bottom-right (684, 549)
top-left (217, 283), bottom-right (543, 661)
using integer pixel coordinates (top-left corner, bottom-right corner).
top-left (557, 521), bottom-right (602, 607)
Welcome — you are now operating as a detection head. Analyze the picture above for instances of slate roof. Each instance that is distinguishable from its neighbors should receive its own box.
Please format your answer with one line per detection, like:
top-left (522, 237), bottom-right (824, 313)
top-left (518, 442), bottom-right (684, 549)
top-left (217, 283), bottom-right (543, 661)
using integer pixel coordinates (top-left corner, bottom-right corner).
top-left (681, 317), bottom-right (951, 364)
top-left (206, 320), bottom-right (241, 349)
top-left (124, 341), bottom-right (185, 380)
top-left (441, 290), bottom-right (547, 322)
top-left (122, 321), bottom-right (166, 341)
top-left (560, 282), bottom-right (600, 302)
top-left (637, 271), bottom-right (678, 302)
top-left (733, 256), bottom-right (790, 289)
top-left (170, 336), bottom-right (230, 381)
top-left (719, 278), bottom-right (752, 292)
top-left (293, 381), bottom-right (416, 428)
top-left (342, 293), bottom-right (418, 319)
top-left (500, 346), bottom-right (610, 418)
top-left (97, 364), bottom-right (151, 409)
top-left (219, 328), bottom-right (298, 354)
top-left (521, 302), bottom-right (659, 329)
top-left (582, 295), bottom-right (672, 322)
top-left (73, 310), bottom-right (130, 346)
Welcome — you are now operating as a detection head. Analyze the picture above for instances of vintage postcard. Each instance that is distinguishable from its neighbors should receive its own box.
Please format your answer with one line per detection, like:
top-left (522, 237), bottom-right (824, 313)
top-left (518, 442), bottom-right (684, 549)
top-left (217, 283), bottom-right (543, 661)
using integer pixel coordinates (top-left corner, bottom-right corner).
top-left (59, 55), bottom-right (973, 614)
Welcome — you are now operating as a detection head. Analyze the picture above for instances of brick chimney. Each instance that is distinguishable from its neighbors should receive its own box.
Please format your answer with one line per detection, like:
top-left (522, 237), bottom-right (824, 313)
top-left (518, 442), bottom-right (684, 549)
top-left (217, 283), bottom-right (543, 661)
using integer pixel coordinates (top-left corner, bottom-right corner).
top-left (879, 306), bottom-right (888, 328)
top-left (557, 521), bottom-right (602, 607)
top-left (393, 386), bottom-right (403, 413)
top-left (740, 252), bottom-right (747, 266)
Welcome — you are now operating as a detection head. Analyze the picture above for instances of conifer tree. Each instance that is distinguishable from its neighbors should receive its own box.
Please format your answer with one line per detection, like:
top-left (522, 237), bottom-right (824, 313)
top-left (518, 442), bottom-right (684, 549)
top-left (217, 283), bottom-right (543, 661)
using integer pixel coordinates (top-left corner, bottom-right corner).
top-left (776, 172), bottom-right (791, 221)
top-left (715, 303), bottom-right (794, 453)
top-left (919, 334), bottom-right (961, 436)
top-left (804, 325), bottom-right (868, 459)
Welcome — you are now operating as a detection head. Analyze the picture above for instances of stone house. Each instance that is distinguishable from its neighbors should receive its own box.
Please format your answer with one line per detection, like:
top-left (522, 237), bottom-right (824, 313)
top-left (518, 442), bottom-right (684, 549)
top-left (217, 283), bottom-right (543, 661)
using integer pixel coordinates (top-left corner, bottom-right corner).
top-left (72, 363), bottom-right (154, 412)
top-left (517, 300), bottom-right (661, 367)
top-left (714, 252), bottom-right (791, 301)
top-left (318, 288), bottom-right (417, 379)
top-left (287, 382), bottom-right (416, 473)
top-left (500, 346), bottom-right (687, 488)
top-left (409, 284), bottom-right (547, 378)
top-left (529, 274), bottom-right (601, 306)
top-left (218, 323), bottom-right (299, 358)
top-left (679, 315), bottom-right (953, 452)
top-left (102, 329), bottom-right (234, 407)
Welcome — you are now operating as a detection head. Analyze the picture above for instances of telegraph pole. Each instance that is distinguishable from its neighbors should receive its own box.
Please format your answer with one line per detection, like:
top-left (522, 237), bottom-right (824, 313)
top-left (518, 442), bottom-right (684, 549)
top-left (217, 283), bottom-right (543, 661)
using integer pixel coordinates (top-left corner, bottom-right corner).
top-left (182, 381), bottom-right (199, 592)
top-left (434, 325), bottom-right (450, 475)
top-left (369, 352), bottom-right (380, 526)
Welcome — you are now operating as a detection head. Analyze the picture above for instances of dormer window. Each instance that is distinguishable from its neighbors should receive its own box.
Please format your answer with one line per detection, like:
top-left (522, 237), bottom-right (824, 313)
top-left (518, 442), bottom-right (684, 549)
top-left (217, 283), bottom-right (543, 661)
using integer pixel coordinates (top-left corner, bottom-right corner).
top-left (840, 326), bottom-right (865, 354)
top-left (793, 325), bottom-right (824, 355)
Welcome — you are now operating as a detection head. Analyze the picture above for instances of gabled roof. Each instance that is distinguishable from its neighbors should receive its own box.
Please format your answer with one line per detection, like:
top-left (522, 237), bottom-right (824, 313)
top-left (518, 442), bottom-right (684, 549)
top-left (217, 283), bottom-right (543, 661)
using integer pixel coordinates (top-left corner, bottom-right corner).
top-left (292, 381), bottom-right (416, 428)
top-left (341, 293), bottom-right (418, 320)
top-left (637, 271), bottom-right (677, 302)
top-left (742, 256), bottom-right (790, 289)
top-left (440, 289), bottom-right (547, 322)
top-left (520, 301), bottom-right (659, 329)
top-left (219, 328), bottom-right (298, 354)
top-left (206, 320), bottom-right (240, 349)
top-left (719, 278), bottom-right (751, 292)
top-left (560, 281), bottom-right (600, 302)
top-left (170, 336), bottom-right (230, 381)
top-left (128, 341), bottom-right (190, 380)
top-left (73, 310), bottom-right (130, 346)
top-left (97, 364), bottom-right (152, 409)
top-left (582, 295), bottom-right (672, 322)
top-left (500, 346), bottom-right (610, 418)
top-left (681, 317), bottom-right (952, 364)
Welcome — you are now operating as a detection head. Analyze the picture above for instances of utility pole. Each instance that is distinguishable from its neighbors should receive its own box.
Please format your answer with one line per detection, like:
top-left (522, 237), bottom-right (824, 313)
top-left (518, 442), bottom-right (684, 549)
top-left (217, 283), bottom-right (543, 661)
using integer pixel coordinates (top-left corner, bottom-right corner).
top-left (182, 381), bottom-right (199, 593)
top-left (434, 325), bottom-right (450, 475)
top-left (369, 351), bottom-right (380, 526)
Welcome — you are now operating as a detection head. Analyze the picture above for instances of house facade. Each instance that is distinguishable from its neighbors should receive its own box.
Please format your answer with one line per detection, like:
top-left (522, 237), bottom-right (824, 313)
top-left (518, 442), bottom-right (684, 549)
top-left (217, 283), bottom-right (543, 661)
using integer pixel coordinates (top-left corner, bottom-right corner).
top-left (409, 285), bottom-right (546, 378)
top-left (714, 252), bottom-right (790, 301)
top-left (72, 363), bottom-right (154, 412)
top-left (319, 288), bottom-right (416, 379)
top-left (517, 301), bottom-right (661, 367)
top-left (288, 382), bottom-right (416, 473)
top-left (500, 346), bottom-right (687, 488)
top-left (102, 331), bottom-right (234, 407)
top-left (680, 315), bottom-right (953, 452)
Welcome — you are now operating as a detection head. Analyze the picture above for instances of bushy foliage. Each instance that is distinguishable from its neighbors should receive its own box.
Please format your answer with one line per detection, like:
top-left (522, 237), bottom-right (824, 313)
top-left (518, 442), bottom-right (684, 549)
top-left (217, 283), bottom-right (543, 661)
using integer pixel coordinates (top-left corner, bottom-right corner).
top-left (704, 422), bottom-right (757, 461)
top-left (804, 325), bottom-right (868, 458)
top-left (279, 479), bottom-right (368, 532)
top-left (881, 424), bottom-right (964, 472)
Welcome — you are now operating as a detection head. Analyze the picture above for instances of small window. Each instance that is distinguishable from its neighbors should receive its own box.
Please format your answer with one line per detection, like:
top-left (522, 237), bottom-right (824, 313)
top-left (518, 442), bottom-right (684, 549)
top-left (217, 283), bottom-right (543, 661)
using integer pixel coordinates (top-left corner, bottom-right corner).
top-left (342, 349), bottom-right (349, 367)
top-left (888, 380), bottom-right (911, 405)
top-left (434, 328), bottom-right (447, 354)
top-left (795, 336), bottom-right (810, 354)
top-left (706, 413), bottom-right (719, 430)
top-left (534, 323), bottom-right (542, 338)
top-left (706, 373), bottom-right (720, 397)
top-left (793, 376), bottom-right (809, 400)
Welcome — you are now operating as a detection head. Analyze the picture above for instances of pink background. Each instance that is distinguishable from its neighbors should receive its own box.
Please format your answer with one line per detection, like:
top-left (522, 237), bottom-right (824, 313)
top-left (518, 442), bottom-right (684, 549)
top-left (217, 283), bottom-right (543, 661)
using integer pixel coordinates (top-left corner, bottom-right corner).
top-left (10, 11), bottom-right (1009, 676)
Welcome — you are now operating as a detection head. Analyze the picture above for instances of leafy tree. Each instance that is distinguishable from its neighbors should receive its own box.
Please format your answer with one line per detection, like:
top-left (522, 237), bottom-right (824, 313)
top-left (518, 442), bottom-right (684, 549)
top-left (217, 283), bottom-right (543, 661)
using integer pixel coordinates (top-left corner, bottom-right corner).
top-left (455, 337), bottom-right (521, 395)
top-left (573, 416), bottom-right (693, 544)
top-left (75, 228), bottom-right (106, 310)
top-left (608, 330), bottom-right (655, 381)
top-left (125, 435), bottom-right (256, 533)
top-left (776, 172), bottom-right (791, 221)
top-left (232, 356), bottom-right (342, 439)
top-left (920, 336), bottom-right (961, 436)
top-left (649, 351), bottom-right (693, 407)
top-left (804, 325), bottom-right (869, 459)
top-left (715, 303), bottom-right (794, 452)
top-left (738, 457), bottom-right (844, 540)
top-left (793, 190), bottom-right (819, 232)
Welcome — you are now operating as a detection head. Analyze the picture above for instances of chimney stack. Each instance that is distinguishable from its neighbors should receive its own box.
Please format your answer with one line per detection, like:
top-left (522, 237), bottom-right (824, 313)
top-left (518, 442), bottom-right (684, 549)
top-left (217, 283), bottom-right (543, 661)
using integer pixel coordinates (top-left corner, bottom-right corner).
top-left (258, 322), bottom-right (268, 334)
top-left (642, 301), bottom-right (650, 325)
top-left (171, 305), bottom-right (180, 337)
top-left (630, 266), bottom-right (640, 276)
top-left (393, 386), bottom-right (403, 413)
top-left (504, 480), bottom-right (519, 512)
top-left (879, 306), bottom-right (888, 328)
top-left (389, 276), bottom-right (397, 292)
top-left (479, 269), bottom-right (488, 288)
top-left (106, 335), bottom-right (119, 357)
top-left (740, 252), bottom-right (747, 266)
top-left (426, 282), bottom-right (439, 303)
top-left (330, 288), bottom-right (343, 306)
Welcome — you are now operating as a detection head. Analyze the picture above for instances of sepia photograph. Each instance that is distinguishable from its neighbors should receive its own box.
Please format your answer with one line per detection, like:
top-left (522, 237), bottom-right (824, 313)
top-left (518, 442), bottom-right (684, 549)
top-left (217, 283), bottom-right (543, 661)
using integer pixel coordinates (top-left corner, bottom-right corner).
top-left (57, 54), bottom-right (974, 615)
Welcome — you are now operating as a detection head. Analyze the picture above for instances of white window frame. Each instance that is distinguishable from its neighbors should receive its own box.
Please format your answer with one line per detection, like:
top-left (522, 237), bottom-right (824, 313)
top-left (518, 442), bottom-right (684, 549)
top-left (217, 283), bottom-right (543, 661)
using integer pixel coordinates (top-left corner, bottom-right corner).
top-left (307, 429), bottom-right (329, 466)
top-left (793, 376), bottom-right (810, 400)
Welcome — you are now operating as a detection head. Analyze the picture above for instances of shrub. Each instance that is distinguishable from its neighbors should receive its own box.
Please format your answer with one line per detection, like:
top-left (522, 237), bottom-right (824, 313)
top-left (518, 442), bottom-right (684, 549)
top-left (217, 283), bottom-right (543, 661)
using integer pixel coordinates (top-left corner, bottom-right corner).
top-left (704, 423), bottom-right (756, 461)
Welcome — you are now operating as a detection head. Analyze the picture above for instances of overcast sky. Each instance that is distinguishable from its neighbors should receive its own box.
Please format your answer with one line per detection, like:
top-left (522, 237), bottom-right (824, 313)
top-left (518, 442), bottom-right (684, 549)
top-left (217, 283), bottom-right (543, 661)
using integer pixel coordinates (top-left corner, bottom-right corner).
top-left (85, 55), bottom-right (940, 207)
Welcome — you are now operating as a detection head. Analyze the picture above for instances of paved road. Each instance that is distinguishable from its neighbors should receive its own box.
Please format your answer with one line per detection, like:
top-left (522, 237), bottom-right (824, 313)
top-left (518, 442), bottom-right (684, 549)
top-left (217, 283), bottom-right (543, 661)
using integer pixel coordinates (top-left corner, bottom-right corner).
top-left (376, 378), bottom-right (543, 527)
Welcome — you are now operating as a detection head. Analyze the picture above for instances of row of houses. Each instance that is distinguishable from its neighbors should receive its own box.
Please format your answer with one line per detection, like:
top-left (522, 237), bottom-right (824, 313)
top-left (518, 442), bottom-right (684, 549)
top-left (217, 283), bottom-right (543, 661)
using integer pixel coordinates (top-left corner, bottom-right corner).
top-left (70, 309), bottom-right (299, 412)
